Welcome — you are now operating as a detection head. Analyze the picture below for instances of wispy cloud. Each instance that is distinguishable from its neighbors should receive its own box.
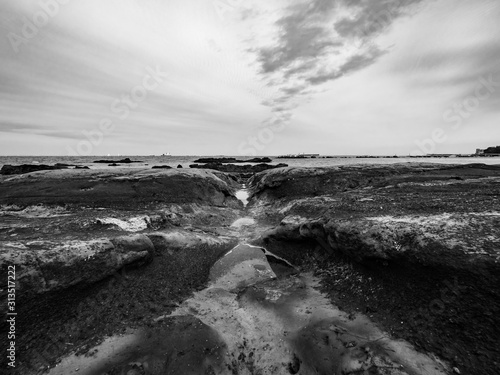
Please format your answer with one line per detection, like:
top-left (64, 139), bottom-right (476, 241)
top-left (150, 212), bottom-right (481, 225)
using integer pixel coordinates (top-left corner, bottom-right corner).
top-left (244, 0), bottom-right (428, 127)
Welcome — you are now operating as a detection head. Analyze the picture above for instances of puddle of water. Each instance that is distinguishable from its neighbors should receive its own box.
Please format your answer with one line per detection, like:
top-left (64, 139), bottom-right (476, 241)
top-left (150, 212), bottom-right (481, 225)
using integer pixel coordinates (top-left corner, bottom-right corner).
top-left (209, 244), bottom-right (276, 290)
top-left (235, 189), bottom-right (250, 207)
top-left (48, 244), bottom-right (449, 375)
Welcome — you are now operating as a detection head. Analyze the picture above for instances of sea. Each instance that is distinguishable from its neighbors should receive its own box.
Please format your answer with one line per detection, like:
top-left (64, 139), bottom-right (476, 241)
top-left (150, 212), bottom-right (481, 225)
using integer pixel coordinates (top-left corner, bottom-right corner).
top-left (1, 155), bottom-right (500, 170)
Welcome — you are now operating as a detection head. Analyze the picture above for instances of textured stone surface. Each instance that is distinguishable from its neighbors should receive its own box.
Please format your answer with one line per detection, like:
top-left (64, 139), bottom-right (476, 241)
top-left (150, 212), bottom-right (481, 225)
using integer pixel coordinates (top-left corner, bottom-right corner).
top-left (248, 163), bottom-right (500, 375)
top-left (0, 168), bottom-right (240, 208)
top-left (0, 235), bottom-right (154, 296)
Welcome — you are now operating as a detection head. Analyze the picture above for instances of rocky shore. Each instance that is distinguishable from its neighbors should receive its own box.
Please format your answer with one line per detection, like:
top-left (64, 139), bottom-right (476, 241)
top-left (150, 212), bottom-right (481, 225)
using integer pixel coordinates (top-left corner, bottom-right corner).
top-left (1, 163), bottom-right (499, 374)
top-left (247, 163), bottom-right (500, 374)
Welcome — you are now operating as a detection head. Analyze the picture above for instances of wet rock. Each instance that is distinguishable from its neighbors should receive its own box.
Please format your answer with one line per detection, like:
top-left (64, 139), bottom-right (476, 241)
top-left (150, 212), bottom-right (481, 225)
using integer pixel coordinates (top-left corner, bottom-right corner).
top-left (0, 166), bottom-right (249, 373)
top-left (94, 158), bottom-right (142, 163)
top-left (209, 244), bottom-right (276, 290)
top-left (0, 168), bottom-right (240, 208)
top-left (193, 157), bottom-right (272, 163)
top-left (147, 230), bottom-right (234, 256)
top-left (250, 164), bottom-right (500, 263)
top-left (257, 207), bottom-right (500, 266)
top-left (289, 316), bottom-right (424, 375)
top-left (248, 163), bottom-right (500, 205)
top-left (111, 234), bottom-right (155, 263)
top-left (151, 165), bottom-right (172, 169)
top-left (0, 234), bottom-right (154, 296)
top-left (49, 316), bottom-right (228, 375)
top-left (249, 163), bottom-right (500, 375)
top-left (0, 164), bottom-right (69, 175)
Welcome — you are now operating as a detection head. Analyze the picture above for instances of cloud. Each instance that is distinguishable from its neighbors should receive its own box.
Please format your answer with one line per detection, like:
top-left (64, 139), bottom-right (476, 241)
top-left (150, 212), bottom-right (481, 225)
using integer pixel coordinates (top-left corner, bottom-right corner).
top-left (307, 45), bottom-right (387, 85)
top-left (244, 0), bottom-right (428, 129)
top-left (334, 0), bottom-right (427, 39)
top-left (0, 122), bottom-right (85, 140)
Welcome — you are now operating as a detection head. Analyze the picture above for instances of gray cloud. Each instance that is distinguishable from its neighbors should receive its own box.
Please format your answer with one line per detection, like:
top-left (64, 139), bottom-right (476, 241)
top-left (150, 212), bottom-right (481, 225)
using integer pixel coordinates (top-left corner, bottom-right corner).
top-left (334, 0), bottom-right (427, 39)
top-left (250, 0), bottom-right (428, 126)
top-left (0, 122), bottom-right (85, 140)
top-left (254, 1), bottom-right (340, 77)
top-left (308, 45), bottom-right (387, 85)
top-left (0, 123), bottom-right (39, 132)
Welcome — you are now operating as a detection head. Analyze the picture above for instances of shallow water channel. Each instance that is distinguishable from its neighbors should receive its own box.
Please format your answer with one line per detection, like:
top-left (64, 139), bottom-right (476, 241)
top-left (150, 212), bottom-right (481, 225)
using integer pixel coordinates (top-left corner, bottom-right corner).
top-left (235, 187), bottom-right (250, 207)
top-left (47, 184), bottom-right (450, 375)
top-left (49, 242), bottom-right (449, 375)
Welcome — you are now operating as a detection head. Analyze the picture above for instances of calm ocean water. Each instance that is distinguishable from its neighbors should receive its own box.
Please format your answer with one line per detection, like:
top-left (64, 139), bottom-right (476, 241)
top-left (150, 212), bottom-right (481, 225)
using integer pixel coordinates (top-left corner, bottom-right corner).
top-left (0, 155), bottom-right (499, 170)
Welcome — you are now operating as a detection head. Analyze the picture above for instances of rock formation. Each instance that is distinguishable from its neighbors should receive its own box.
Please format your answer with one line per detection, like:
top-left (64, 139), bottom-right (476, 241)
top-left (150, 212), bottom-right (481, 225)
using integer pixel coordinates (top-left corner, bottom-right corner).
top-left (246, 163), bottom-right (500, 374)
top-left (193, 157), bottom-right (272, 163)
top-left (93, 157), bottom-right (142, 163)
top-left (189, 162), bottom-right (288, 175)
top-left (1, 164), bottom-right (69, 175)
top-left (1, 163), bottom-right (499, 375)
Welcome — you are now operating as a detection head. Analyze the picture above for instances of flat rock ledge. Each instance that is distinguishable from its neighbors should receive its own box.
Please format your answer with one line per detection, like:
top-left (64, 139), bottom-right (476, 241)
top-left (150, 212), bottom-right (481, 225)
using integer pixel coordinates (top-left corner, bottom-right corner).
top-left (0, 230), bottom-right (234, 298)
top-left (0, 168), bottom-right (241, 208)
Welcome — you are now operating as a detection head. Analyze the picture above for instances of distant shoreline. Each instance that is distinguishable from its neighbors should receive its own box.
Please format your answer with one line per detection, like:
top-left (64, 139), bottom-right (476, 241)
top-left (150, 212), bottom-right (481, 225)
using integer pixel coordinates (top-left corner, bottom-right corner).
top-left (1, 155), bottom-right (500, 172)
top-left (1, 154), bottom-right (500, 158)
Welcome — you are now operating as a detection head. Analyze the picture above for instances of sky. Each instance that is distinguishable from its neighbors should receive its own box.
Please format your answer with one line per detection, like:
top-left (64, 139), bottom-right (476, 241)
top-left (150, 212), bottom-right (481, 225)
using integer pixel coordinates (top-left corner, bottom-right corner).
top-left (0, 0), bottom-right (499, 156)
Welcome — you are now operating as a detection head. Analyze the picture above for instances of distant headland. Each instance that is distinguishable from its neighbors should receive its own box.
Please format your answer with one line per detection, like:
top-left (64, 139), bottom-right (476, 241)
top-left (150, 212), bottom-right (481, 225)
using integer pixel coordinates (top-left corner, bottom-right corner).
top-left (476, 145), bottom-right (500, 156)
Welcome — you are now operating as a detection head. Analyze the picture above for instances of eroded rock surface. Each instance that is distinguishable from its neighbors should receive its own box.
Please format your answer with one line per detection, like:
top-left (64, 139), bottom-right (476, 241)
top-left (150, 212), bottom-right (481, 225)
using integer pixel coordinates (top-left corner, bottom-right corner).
top-left (0, 168), bottom-right (243, 373)
top-left (2, 163), bottom-right (499, 375)
top-left (0, 164), bottom-right (70, 175)
top-left (0, 168), bottom-right (245, 295)
top-left (0, 168), bottom-right (240, 208)
top-left (247, 163), bottom-right (500, 375)
top-left (46, 244), bottom-right (449, 375)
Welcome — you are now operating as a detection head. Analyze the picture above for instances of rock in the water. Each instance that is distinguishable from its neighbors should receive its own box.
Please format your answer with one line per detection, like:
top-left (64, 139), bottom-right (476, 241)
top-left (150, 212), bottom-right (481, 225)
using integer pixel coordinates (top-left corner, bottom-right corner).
top-left (152, 165), bottom-right (172, 169)
top-left (0, 164), bottom-right (69, 175)
top-left (193, 157), bottom-right (272, 163)
top-left (94, 157), bottom-right (142, 163)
